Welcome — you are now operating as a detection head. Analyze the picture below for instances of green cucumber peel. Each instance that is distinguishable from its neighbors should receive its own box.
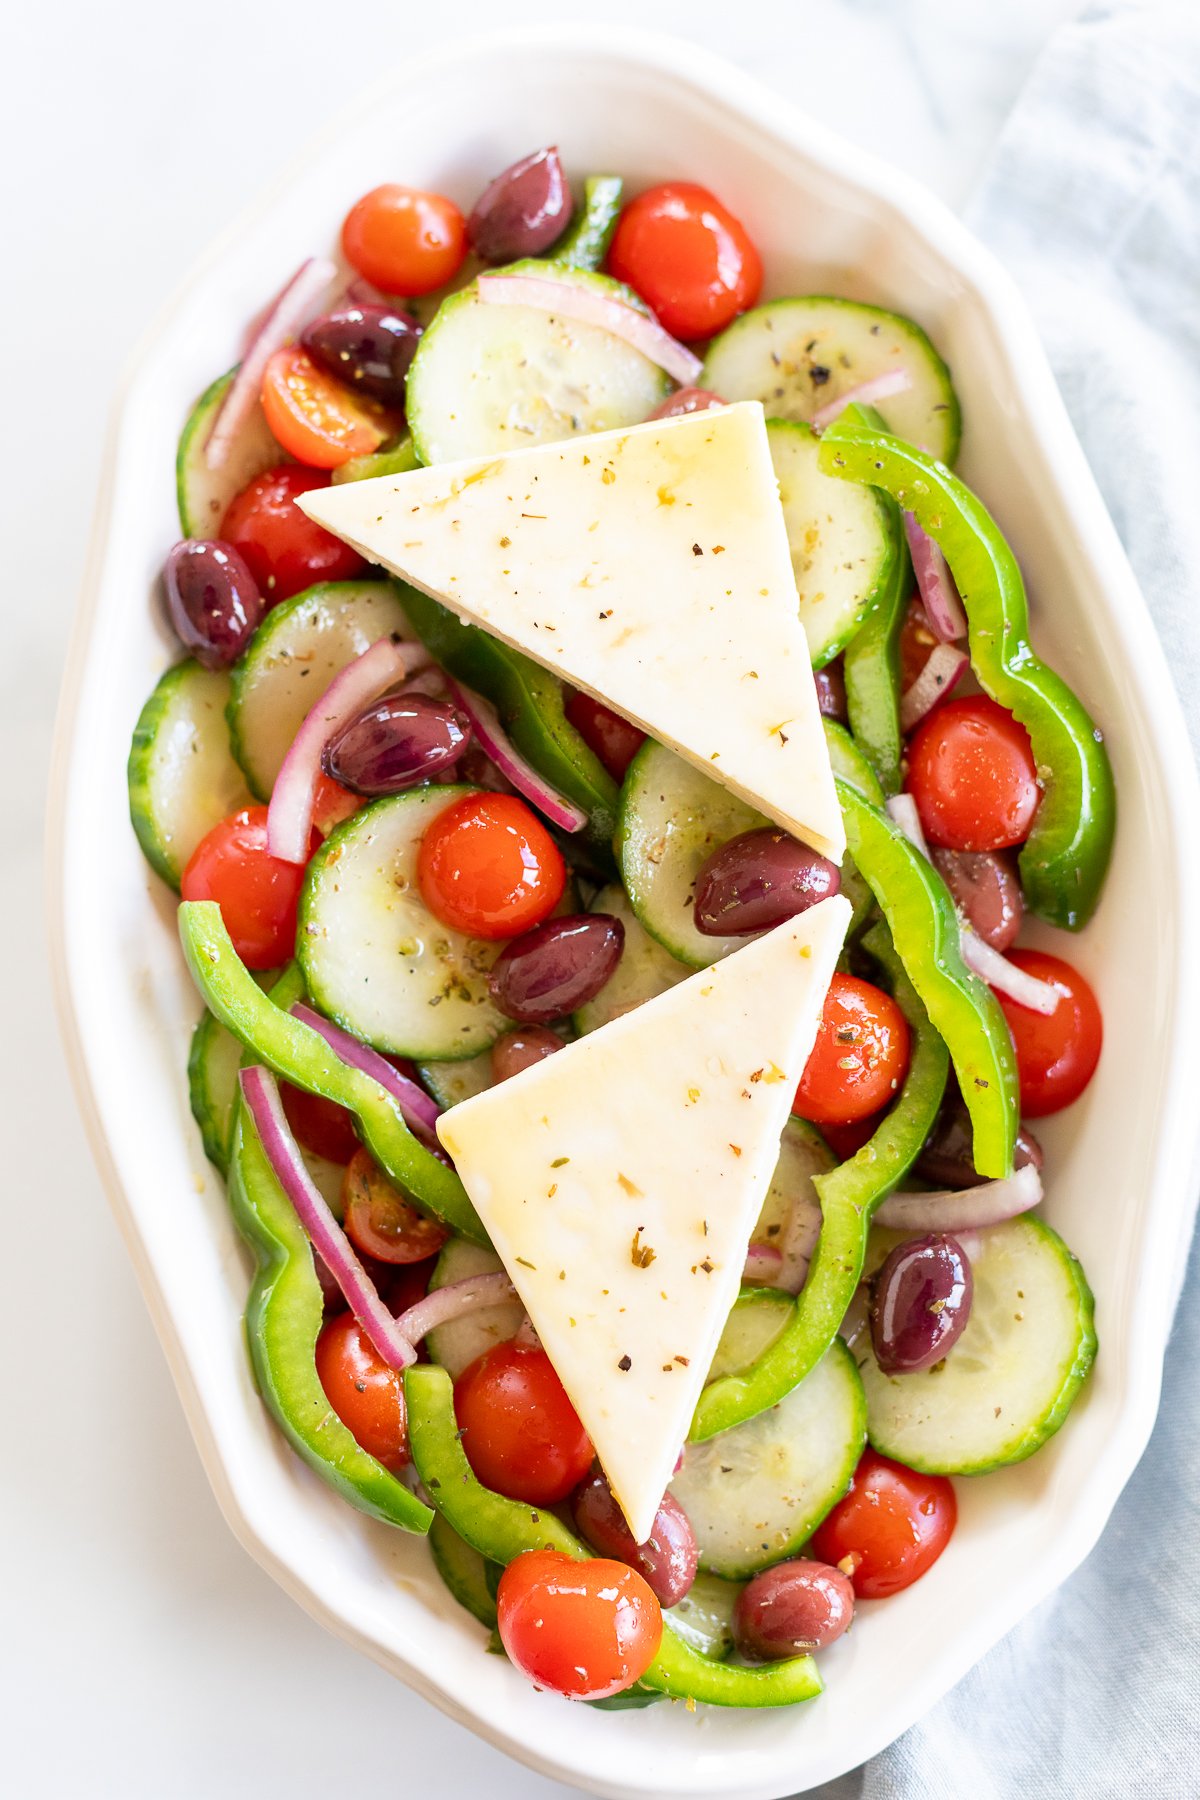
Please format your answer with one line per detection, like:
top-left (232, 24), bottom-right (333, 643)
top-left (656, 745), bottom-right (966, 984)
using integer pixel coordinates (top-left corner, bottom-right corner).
top-left (843, 492), bottom-right (910, 795)
top-left (552, 175), bottom-right (624, 271)
top-left (822, 718), bottom-right (885, 807)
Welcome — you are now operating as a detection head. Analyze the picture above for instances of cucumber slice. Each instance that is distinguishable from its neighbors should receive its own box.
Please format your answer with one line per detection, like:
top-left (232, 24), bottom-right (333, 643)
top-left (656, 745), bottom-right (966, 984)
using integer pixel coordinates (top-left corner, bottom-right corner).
top-left (751, 1119), bottom-right (835, 1251)
top-left (228, 580), bottom-right (414, 799)
top-left (767, 420), bottom-right (898, 668)
top-left (188, 1009), bottom-right (246, 1173)
top-left (853, 1215), bottom-right (1096, 1475)
top-left (672, 1304), bottom-right (866, 1577)
top-left (573, 882), bottom-right (690, 1033)
top-left (665, 1571), bottom-right (741, 1660)
top-left (426, 1237), bottom-right (523, 1378)
top-left (177, 367), bottom-right (281, 538)
top-left (701, 298), bottom-right (960, 465)
top-left (429, 1512), bottom-right (500, 1630)
top-left (128, 660), bottom-right (253, 888)
top-left (297, 788), bottom-right (509, 1059)
top-left (416, 1051), bottom-right (495, 1111)
top-left (406, 260), bottom-right (672, 465)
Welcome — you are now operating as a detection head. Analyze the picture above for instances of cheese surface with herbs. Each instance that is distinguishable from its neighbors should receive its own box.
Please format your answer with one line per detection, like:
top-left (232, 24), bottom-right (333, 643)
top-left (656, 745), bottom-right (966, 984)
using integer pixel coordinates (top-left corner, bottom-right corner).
top-left (435, 896), bottom-right (851, 1542)
top-left (297, 401), bottom-right (844, 861)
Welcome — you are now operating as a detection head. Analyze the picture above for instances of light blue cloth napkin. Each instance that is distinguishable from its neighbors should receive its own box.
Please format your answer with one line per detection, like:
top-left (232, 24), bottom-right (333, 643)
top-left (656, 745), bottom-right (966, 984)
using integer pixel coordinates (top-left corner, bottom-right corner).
top-left (816, 4), bottom-right (1200, 1794)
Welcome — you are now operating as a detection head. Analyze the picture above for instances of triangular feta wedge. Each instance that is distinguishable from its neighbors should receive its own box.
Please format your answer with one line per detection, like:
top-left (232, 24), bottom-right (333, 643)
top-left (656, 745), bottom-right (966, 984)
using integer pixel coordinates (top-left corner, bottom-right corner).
top-left (435, 896), bottom-right (852, 1543)
top-left (298, 402), bottom-right (844, 861)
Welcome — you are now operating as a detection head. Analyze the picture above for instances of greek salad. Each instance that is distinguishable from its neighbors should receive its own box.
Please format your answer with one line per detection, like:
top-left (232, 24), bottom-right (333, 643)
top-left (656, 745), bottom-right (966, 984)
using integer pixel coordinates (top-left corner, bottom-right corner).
top-left (128, 146), bottom-right (1113, 1710)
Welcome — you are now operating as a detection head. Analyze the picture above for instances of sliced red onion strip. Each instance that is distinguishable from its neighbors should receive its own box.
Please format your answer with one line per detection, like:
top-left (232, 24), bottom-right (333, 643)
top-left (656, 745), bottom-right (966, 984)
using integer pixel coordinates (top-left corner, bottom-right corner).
top-left (810, 367), bottom-right (913, 432)
top-left (743, 1242), bottom-right (783, 1284)
top-left (445, 678), bottom-right (588, 833)
top-left (874, 1162), bottom-right (1043, 1232)
top-left (267, 637), bottom-right (409, 864)
top-left (290, 1003), bottom-right (442, 1140)
top-left (205, 255), bottom-right (337, 470)
top-left (778, 1197), bottom-right (822, 1295)
top-left (886, 792), bottom-right (931, 859)
top-left (904, 513), bottom-right (968, 642)
top-left (394, 1271), bottom-right (518, 1347)
top-left (343, 276), bottom-right (390, 308)
top-left (239, 1066), bottom-right (416, 1369)
top-left (899, 642), bottom-right (969, 732)
top-left (476, 272), bottom-right (702, 386)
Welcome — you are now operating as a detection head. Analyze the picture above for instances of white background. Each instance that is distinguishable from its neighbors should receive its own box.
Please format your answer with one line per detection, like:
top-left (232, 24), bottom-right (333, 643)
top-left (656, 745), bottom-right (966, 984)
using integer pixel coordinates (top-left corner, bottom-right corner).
top-left (4, 2), bottom-right (1075, 1795)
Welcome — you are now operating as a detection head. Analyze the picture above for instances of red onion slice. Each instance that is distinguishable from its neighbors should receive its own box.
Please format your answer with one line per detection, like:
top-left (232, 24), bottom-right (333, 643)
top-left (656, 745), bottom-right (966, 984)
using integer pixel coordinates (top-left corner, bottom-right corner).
top-left (904, 513), bottom-right (968, 642)
top-left (206, 256), bottom-right (337, 471)
top-left (267, 637), bottom-right (410, 864)
top-left (290, 1003), bottom-right (443, 1141)
top-left (899, 642), bottom-right (969, 731)
top-left (445, 679), bottom-right (588, 833)
top-left (239, 1066), bottom-right (416, 1369)
top-left (886, 792), bottom-right (931, 859)
top-left (810, 368), bottom-right (913, 432)
top-left (476, 273), bottom-right (702, 386)
top-left (394, 1271), bottom-right (518, 1347)
top-left (742, 1242), bottom-right (784, 1284)
top-left (874, 1161), bottom-right (1043, 1232)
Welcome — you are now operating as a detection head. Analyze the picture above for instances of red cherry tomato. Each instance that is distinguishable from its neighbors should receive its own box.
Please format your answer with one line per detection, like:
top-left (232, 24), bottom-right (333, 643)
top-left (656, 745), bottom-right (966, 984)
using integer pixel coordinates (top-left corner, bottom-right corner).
top-left (221, 465), bottom-right (367, 603)
top-left (454, 1342), bottom-right (593, 1505)
top-left (261, 346), bottom-right (392, 470)
top-left (180, 806), bottom-right (317, 969)
top-left (795, 974), bottom-right (911, 1128)
top-left (341, 1147), bottom-right (450, 1264)
top-left (810, 1449), bottom-right (956, 1599)
top-left (341, 184), bottom-right (467, 297)
top-left (497, 1549), bottom-right (663, 1701)
top-left (906, 696), bottom-right (1040, 853)
top-left (312, 771), bottom-right (364, 837)
top-left (608, 181), bottom-right (762, 340)
top-left (820, 1111), bottom-right (885, 1162)
top-left (417, 792), bottom-right (567, 940)
top-left (279, 1083), bottom-right (360, 1164)
top-left (564, 690), bottom-right (646, 783)
top-left (315, 1312), bottom-right (407, 1470)
top-left (995, 950), bottom-right (1102, 1117)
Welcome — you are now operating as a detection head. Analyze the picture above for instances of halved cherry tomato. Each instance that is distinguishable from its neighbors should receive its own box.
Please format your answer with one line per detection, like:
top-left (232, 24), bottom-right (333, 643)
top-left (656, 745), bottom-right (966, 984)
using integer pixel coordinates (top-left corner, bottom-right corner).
top-left (341, 1147), bottom-right (450, 1265)
top-left (341, 183), bottom-right (467, 296)
top-left (280, 1083), bottom-right (360, 1164)
top-left (312, 771), bottom-right (363, 837)
top-left (454, 1341), bottom-right (593, 1505)
top-left (608, 181), bottom-right (762, 340)
top-left (995, 950), bottom-right (1102, 1117)
top-left (795, 973), bottom-right (911, 1128)
top-left (497, 1549), bottom-right (663, 1701)
top-left (564, 690), bottom-right (646, 783)
top-left (221, 465), bottom-right (367, 602)
top-left (261, 346), bottom-right (392, 470)
top-left (180, 805), bottom-right (318, 968)
top-left (417, 792), bottom-right (566, 940)
top-left (906, 695), bottom-right (1040, 853)
top-left (810, 1449), bottom-right (956, 1599)
top-left (315, 1312), bottom-right (407, 1470)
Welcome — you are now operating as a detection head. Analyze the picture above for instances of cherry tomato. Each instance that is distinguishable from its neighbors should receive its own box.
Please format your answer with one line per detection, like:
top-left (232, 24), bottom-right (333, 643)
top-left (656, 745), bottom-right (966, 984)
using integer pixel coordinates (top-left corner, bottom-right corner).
top-left (280, 1083), bottom-right (360, 1164)
top-left (906, 696), bottom-right (1040, 853)
top-left (221, 465), bottom-right (367, 602)
top-left (312, 771), bottom-right (363, 837)
top-left (260, 346), bottom-right (392, 470)
top-left (417, 792), bottom-right (566, 940)
top-left (341, 1147), bottom-right (450, 1264)
top-left (608, 181), bottom-right (762, 341)
top-left (180, 806), bottom-right (317, 968)
top-left (795, 974), bottom-right (911, 1128)
top-left (564, 690), bottom-right (646, 782)
top-left (454, 1341), bottom-right (593, 1505)
top-left (497, 1549), bottom-right (663, 1701)
top-left (315, 1312), bottom-right (407, 1470)
top-left (820, 1111), bottom-right (885, 1163)
top-left (810, 1449), bottom-right (956, 1599)
top-left (341, 183), bottom-right (467, 297)
top-left (995, 950), bottom-right (1102, 1117)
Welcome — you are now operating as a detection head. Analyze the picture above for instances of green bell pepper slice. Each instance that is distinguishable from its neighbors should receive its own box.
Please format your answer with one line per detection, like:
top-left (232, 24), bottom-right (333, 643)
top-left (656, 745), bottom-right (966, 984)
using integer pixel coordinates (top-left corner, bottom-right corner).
top-left (405, 1365), bottom-right (821, 1708)
top-left (844, 498), bottom-right (910, 795)
top-left (818, 418), bottom-right (1116, 928)
top-left (178, 901), bottom-right (490, 1245)
top-left (552, 174), bottom-right (624, 271)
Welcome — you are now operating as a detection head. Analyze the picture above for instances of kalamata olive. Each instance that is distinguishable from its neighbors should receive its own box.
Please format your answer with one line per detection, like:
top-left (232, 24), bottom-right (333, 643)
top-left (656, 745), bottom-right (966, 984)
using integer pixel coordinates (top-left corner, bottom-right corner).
top-left (301, 305), bottom-right (421, 409)
top-left (870, 1232), bottom-right (973, 1374)
top-left (488, 915), bottom-right (625, 1024)
top-left (814, 660), bottom-right (848, 724)
top-left (164, 539), bottom-right (265, 668)
top-left (324, 694), bottom-right (470, 795)
top-left (915, 1094), bottom-right (1043, 1189)
top-left (649, 387), bottom-right (723, 419)
top-left (490, 1025), bottom-right (564, 1084)
top-left (572, 1470), bottom-right (698, 1608)
top-left (693, 828), bottom-right (841, 937)
top-left (467, 146), bottom-right (573, 263)
top-left (732, 1560), bottom-right (854, 1659)
top-left (930, 846), bottom-right (1023, 951)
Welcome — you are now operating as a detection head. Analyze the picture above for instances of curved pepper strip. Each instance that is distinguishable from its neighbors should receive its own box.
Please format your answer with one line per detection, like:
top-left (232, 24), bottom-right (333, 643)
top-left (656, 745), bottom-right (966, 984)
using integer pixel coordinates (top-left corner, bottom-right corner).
top-left (818, 418), bottom-right (1116, 929)
top-left (843, 496), bottom-right (910, 796)
top-left (178, 901), bottom-right (490, 1246)
top-left (690, 920), bottom-right (949, 1441)
top-left (405, 1364), bottom-right (822, 1708)
top-left (228, 1105), bottom-right (433, 1533)
top-left (552, 174), bottom-right (624, 271)
top-left (821, 721), bottom-right (882, 940)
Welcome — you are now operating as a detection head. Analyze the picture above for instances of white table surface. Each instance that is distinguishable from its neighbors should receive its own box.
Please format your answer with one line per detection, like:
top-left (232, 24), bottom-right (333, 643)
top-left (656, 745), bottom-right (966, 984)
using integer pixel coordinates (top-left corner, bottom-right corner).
top-left (4, 1), bottom-right (1075, 1794)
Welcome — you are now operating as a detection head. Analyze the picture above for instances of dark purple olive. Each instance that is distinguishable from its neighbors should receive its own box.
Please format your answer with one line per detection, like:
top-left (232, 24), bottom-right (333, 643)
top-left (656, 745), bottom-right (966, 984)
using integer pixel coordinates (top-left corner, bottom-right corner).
top-left (931, 846), bottom-right (1023, 951)
top-left (301, 305), bottom-right (421, 409)
top-left (324, 694), bottom-right (470, 795)
top-left (870, 1232), bottom-right (973, 1375)
top-left (490, 1026), bottom-right (563, 1084)
top-left (916, 1094), bottom-right (1042, 1189)
top-left (164, 539), bottom-right (265, 668)
top-left (649, 386), bottom-right (723, 420)
top-left (572, 1470), bottom-right (698, 1608)
top-left (813, 660), bottom-right (848, 724)
top-left (733, 1560), bottom-right (854, 1659)
top-left (488, 914), bottom-right (624, 1025)
top-left (467, 146), bottom-right (574, 263)
top-left (693, 829), bottom-right (841, 937)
